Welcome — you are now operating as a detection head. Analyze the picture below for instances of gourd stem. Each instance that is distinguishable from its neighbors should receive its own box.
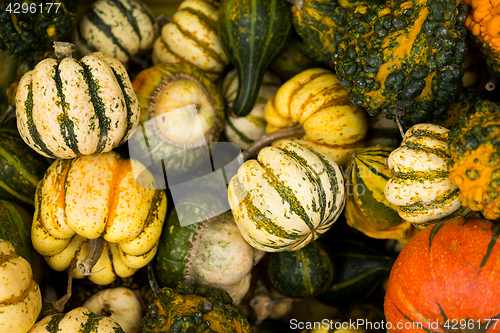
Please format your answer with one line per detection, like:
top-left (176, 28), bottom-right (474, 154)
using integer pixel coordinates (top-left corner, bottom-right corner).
top-left (286, 0), bottom-right (304, 10)
top-left (147, 262), bottom-right (162, 297)
top-left (486, 77), bottom-right (499, 92)
top-left (53, 41), bottom-right (76, 61)
top-left (394, 111), bottom-right (406, 141)
top-left (77, 237), bottom-right (105, 276)
top-left (52, 264), bottom-right (76, 313)
top-left (0, 105), bottom-right (15, 127)
top-left (242, 123), bottom-right (305, 161)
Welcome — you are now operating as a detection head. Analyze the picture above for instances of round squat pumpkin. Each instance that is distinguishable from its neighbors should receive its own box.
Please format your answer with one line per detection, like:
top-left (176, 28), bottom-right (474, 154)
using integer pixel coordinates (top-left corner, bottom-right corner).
top-left (385, 217), bottom-right (500, 332)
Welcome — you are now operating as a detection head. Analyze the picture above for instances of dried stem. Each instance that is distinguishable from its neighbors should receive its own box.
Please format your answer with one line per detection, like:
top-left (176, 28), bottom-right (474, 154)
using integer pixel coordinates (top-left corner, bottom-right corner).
top-left (52, 264), bottom-right (76, 313)
top-left (394, 111), bottom-right (406, 141)
top-left (0, 105), bottom-right (15, 127)
top-left (286, 0), bottom-right (304, 10)
top-left (76, 237), bottom-right (105, 276)
top-left (53, 41), bottom-right (76, 61)
top-left (147, 262), bottom-right (162, 297)
top-left (486, 77), bottom-right (499, 92)
top-left (242, 123), bottom-right (305, 161)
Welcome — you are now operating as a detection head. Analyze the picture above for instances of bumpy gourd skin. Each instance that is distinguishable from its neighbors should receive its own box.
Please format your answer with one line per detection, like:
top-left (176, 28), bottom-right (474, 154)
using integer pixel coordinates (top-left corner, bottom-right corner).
top-left (141, 284), bottom-right (250, 333)
top-left (463, 0), bottom-right (500, 76)
top-left (0, 0), bottom-right (78, 57)
top-left (449, 100), bottom-right (500, 220)
top-left (332, 0), bottom-right (469, 127)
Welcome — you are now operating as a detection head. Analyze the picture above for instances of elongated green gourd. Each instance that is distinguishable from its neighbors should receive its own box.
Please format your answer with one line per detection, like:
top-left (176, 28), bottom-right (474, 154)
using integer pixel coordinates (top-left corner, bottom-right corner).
top-left (218, 0), bottom-right (292, 117)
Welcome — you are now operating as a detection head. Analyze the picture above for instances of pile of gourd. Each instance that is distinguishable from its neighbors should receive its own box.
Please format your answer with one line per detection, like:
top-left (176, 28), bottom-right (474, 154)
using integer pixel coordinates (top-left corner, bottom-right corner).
top-left (0, 0), bottom-right (499, 332)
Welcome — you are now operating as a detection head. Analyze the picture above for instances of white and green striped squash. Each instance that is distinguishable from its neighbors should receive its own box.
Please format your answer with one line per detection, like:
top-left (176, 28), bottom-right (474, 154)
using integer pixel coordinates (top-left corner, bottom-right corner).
top-left (384, 124), bottom-right (470, 228)
top-left (73, 0), bottom-right (158, 64)
top-left (15, 51), bottom-right (140, 159)
top-left (152, 0), bottom-right (229, 81)
top-left (222, 69), bottom-right (281, 150)
top-left (30, 307), bottom-right (125, 333)
top-left (228, 139), bottom-right (345, 252)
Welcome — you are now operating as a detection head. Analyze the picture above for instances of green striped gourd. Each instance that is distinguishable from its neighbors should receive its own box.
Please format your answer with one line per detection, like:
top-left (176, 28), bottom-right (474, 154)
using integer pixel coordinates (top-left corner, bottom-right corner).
top-left (73, 0), bottom-right (158, 64)
top-left (218, 0), bottom-right (292, 117)
top-left (345, 146), bottom-right (414, 244)
top-left (222, 69), bottom-right (281, 150)
top-left (228, 139), bottom-right (345, 252)
top-left (385, 124), bottom-right (470, 229)
top-left (0, 128), bottom-right (50, 206)
top-left (0, 200), bottom-right (44, 283)
top-left (15, 43), bottom-right (140, 159)
top-left (156, 193), bottom-right (264, 305)
top-left (152, 0), bottom-right (229, 81)
top-left (316, 240), bottom-right (394, 307)
top-left (0, 239), bottom-right (42, 333)
top-left (30, 307), bottom-right (125, 332)
top-left (267, 240), bottom-right (334, 298)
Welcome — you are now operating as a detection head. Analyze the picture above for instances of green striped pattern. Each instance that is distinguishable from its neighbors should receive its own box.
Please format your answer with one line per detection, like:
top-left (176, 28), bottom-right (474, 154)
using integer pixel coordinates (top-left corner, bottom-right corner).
top-left (218, 0), bottom-right (292, 116)
top-left (228, 139), bottom-right (345, 252)
top-left (0, 129), bottom-right (50, 205)
top-left (16, 53), bottom-right (140, 159)
top-left (384, 124), bottom-right (470, 225)
top-left (0, 201), bottom-right (32, 263)
top-left (267, 240), bottom-right (334, 298)
top-left (73, 0), bottom-right (157, 63)
top-left (222, 69), bottom-right (281, 149)
top-left (344, 145), bottom-right (408, 241)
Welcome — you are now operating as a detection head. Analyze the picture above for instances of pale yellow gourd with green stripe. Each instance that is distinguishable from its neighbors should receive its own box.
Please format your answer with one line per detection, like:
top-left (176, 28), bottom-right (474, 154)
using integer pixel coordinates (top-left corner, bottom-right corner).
top-left (152, 0), bottom-right (229, 80)
top-left (265, 68), bottom-right (368, 166)
top-left (222, 69), bottom-right (281, 150)
top-left (228, 139), bottom-right (345, 252)
top-left (384, 124), bottom-right (470, 228)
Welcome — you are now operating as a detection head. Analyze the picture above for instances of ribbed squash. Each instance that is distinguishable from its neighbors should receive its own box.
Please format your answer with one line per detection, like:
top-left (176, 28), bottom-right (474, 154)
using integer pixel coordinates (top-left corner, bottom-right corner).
top-left (0, 239), bottom-right (42, 333)
top-left (141, 283), bottom-right (251, 333)
top-left (31, 152), bottom-right (167, 285)
top-left (265, 68), bottom-right (368, 166)
top-left (30, 307), bottom-right (125, 333)
top-left (0, 0), bottom-right (78, 57)
top-left (463, 0), bottom-right (500, 76)
top-left (385, 217), bottom-right (500, 332)
top-left (218, 0), bottom-right (292, 117)
top-left (0, 127), bottom-right (50, 206)
top-left (267, 240), bottom-right (334, 298)
top-left (385, 124), bottom-right (470, 228)
top-left (228, 139), bottom-right (345, 252)
top-left (155, 193), bottom-right (264, 305)
top-left (448, 100), bottom-right (500, 220)
top-left (152, 0), bottom-right (229, 81)
top-left (128, 62), bottom-right (224, 175)
top-left (73, 0), bottom-right (158, 64)
top-left (345, 146), bottom-right (414, 243)
top-left (222, 69), bottom-right (281, 150)
top-left (15, 44), bottom-right (140, 159)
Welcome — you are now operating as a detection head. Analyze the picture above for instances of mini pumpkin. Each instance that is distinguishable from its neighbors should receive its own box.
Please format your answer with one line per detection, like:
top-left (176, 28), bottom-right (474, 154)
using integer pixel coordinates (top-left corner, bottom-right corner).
top-left (385, 123), bottom-right (470, 228)
top-left (264, 68), bottom-right (368, 166)
top-left (15, 42), bottom-right (140, 159)
top-left (228, 139), bottom-right (345, 252)
top-left (31, 152), bottom-right (167, 285)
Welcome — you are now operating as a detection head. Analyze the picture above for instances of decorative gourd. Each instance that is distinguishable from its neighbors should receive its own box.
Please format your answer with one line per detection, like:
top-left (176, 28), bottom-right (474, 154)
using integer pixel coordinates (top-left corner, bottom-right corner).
top-left (128, 62), bottom-right (224, 175)
top-left (0, 127), bottom-right (50, 206)
top-left (385, 123), bottom-right (470, 228)
top-left (316, 240), bottom-right (394, 307)
top-left (265, 68), bottom-right (368, 166)
top-left (463, 0), bottom-right (500, 76)
top-left (267, 240), bottom-right (334, 298)
top-left (29, 307), bottom-right (125, 332)
top-left (156, 193), bottom-right (264, 305)
top-left (227, 139), bottom-right (345, 252)
top-left (15, 42), bottom-right (140, 159)
top-left (432, 86), bottom-right (479, 129)
top-left (222, 69), bottom-right (281, 150)
top-left (140, 283), bottom-right (251, 332)
top-left (0, 239), bottom-right (42, 333)
top-left (218, 0), bottom-right (292, 117)
top-left (73, 0), bottom-right (158, 64)
top-left (448, 100), bottom-right (500, 220)
top-left (152, 0), bottom-right (229, 80)
top-left (344, 146), bottom-right (414, 243)
top-left (0, 0), bottom-right (78, 57)
top-left (384, 217), bottom-right (500, 331)
top-left (82, 287), bottom-right (143, 333)
top-left (31, 151), bottom-right (167, 285)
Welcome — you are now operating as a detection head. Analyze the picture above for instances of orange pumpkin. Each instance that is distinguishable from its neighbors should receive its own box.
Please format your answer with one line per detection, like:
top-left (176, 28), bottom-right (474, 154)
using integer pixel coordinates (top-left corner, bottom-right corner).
top-left (384, 217), bottom-right (500, 332)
